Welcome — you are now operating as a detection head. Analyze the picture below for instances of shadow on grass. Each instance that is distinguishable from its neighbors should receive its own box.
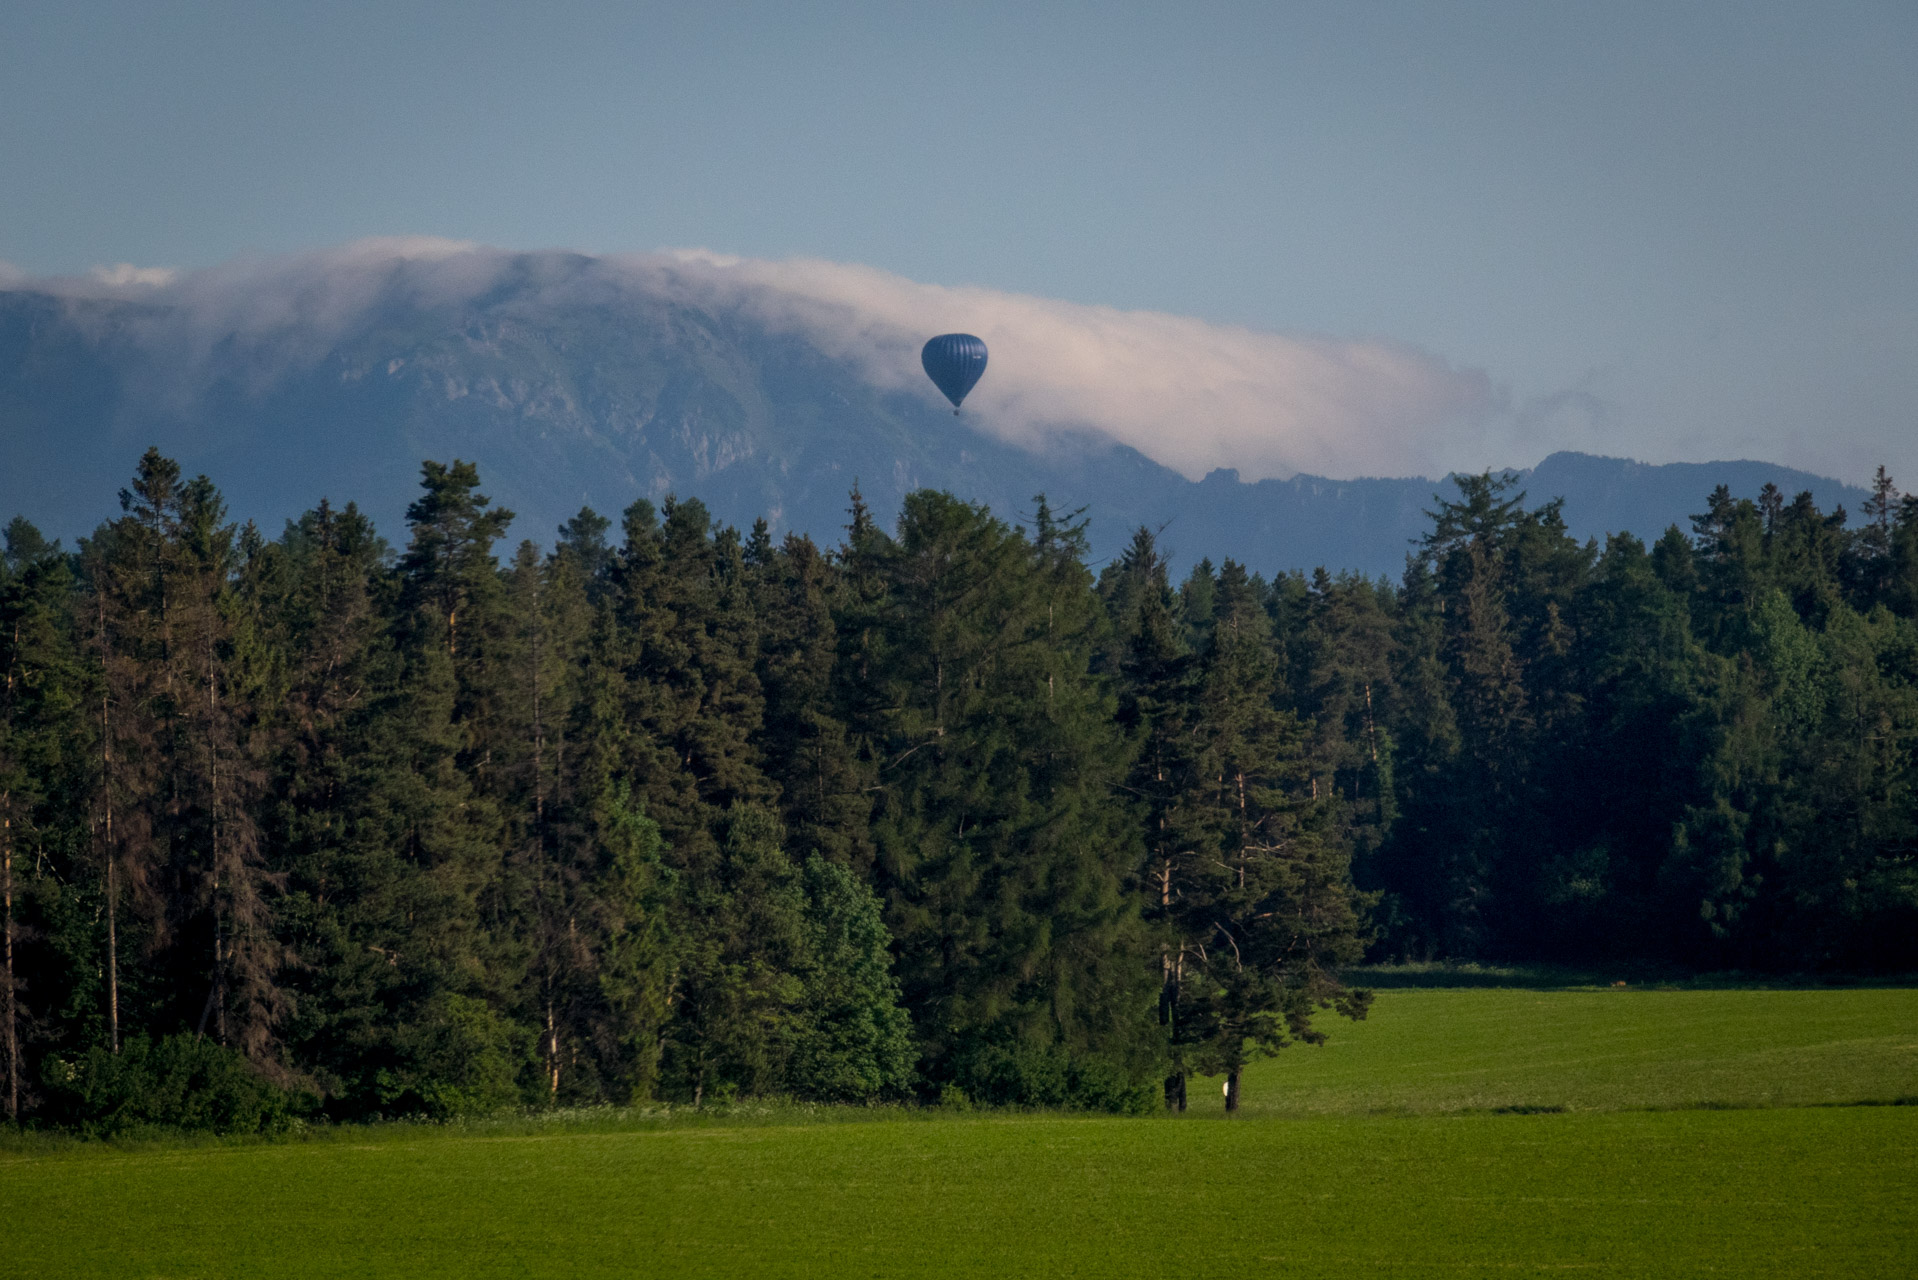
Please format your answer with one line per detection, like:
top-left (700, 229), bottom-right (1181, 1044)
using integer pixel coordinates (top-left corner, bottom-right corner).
top-left (0, 1097), bottom-right (1147, 1156)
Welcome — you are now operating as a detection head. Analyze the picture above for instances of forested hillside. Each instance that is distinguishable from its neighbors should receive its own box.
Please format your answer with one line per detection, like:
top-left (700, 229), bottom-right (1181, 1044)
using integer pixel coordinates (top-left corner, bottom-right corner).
top-left (1, 452), bottom-right (1914, 1128)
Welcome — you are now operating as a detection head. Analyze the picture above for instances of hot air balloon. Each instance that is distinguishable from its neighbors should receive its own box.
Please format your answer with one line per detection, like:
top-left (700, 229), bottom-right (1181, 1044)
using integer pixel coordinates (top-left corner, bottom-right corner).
top-left (921, 333), bottom-right (988, 414)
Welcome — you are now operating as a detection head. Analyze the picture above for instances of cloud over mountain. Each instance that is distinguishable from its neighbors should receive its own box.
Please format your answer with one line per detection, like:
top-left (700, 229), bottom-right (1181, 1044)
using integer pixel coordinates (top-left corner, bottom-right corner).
top-left (22, 239), bottom-right (1493, 482)
top-left (641, 252), bottom-right (1494, 481)
top-left (0, 238), bottom-right (1869, 579)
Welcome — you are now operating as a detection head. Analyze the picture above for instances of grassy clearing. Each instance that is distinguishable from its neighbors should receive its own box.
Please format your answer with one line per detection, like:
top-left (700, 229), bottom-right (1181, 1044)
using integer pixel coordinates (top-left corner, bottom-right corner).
top-left (1203, 983), bottom-right (1918, 1117)
top-left (5, 985), bottom-right (1914, 1278)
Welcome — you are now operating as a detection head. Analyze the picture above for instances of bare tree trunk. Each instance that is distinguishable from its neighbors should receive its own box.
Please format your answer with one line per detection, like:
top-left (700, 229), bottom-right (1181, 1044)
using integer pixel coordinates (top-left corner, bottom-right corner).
top-left (99, 659), bottom-right (119, 1054)
top-left (531, 620), bottom-right (544, 825)
top-left (1363, 680), bottom-right (1379, 764)
top-left (105, 849), bottom-right (118, 1054)
top-left (212, 887), bottom-right (225, 1044)
top-left (1236, 770), bottom-right (1249, 889)
top-left (3, 623), bottom-right (18, 1118)
top-left (3, 792), bottom-right (18, 1123)
top-left (202, 637), bottom-right (226, 1047)
top-left (1159, 926), bottom-right (1179, 1111)
top-left (546, 1000), bottom-right (560, 1102)
top-left (196, 872), bottom-right (224, 1043)
top-left (530, 580), bottom-right (561, 1107)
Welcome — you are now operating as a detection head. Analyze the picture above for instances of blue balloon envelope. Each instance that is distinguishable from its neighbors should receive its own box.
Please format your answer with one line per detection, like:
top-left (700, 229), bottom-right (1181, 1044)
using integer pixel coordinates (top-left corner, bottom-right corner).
top-left (921, 333), bottom-right (988, 411)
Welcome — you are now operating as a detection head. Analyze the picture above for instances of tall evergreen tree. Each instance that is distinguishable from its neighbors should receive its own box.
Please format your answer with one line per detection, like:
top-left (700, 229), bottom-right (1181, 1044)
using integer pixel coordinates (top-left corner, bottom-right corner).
top-left (15, 448), bottom-right (1918, 1126)
top-left (750, 531), bottom-right (876, 871)
top-left (606, 496), bottom-right (775, 877)
top-left (867, 492), bottom-right (1152, 1101)
top-left (1157, 560), bottom-right (1370, 1111)
top-left (0, 519), bottom-right (87, 1117)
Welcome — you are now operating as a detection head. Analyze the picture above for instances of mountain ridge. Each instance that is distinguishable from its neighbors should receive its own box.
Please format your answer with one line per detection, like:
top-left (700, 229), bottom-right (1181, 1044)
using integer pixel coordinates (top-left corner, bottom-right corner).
top-left (0, 256), bottom-right (1869, 576)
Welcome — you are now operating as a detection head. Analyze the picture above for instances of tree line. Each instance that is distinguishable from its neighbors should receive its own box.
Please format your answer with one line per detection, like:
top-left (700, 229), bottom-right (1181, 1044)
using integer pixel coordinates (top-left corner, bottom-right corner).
top-left (1, 451), bottom-right (1913, 1128)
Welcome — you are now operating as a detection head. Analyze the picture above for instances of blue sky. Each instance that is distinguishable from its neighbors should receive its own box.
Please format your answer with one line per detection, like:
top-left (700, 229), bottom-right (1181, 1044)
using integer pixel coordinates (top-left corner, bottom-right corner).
top-left (4, 1), bottom-right (1914, 483)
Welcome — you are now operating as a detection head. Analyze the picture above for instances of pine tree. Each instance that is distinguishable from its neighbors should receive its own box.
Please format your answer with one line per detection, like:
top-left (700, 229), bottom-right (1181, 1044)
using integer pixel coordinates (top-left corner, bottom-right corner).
top-left (499, 538), bottom-right (575, 1100)
top-left (0, 537), bottom-right (22, 1119)
top-left (1766, 490), bottom-right (1848, 626)
top-left (750, 531), bottom-right (876, 871)
top-left (1890, 494), bottom-right (1918, 618)
top-left (659, 802), bottom-right (808, 1103)
top-left (1549, 532), bottom-right (1712, 957)
top-left (168, 485), bottom-right (285, 1066)
top-left (868, 492), bottom-right (1152, 1102)
top-left (605, 497), bottom-right (775, 879)
top-left (1406, 474), bottom-right (1534, 955)
top-left (1296, 568), bottom-right (1400, 850)
top-left (1099, 526), bottom-right (1202, 1107)
top-left (585, 781), bottom-right (676, 1100)
top-left (74, 451), bottom-right (201, 1053)
top-left (259, 499), bottom-right (396, 1103)
top-left (1163, 560), bottom-right (1370, 1111)
top-left (288, 461), bottom-right (518, 1115)
top-left (1848, 466), bottom-right (1899, 608)
top-left (1364, 551), bottom-right (1458, 959)
top-left (0, 519), bottom-right (88, 1118)
top-left (1691, 486), bottom-right (1769, 648)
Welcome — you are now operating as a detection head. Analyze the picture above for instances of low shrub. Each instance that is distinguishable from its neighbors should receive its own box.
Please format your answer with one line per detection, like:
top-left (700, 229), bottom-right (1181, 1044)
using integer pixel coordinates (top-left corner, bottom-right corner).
top-left (41, 1035), bottom-right (308, 1137)
top-left (363, 993), bottom-right (538, 1120)
top-left (945, 1043), bottom-right (1157, 1115)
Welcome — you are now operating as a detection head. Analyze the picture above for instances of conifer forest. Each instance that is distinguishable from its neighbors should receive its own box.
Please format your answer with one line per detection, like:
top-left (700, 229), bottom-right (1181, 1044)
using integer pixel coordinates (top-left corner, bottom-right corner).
top-left (1, 450), bottom-right (1914, 1128)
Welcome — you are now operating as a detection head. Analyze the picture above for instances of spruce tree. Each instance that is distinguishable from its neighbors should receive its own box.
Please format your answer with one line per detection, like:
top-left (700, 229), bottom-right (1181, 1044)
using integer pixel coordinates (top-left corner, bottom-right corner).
top-left (866, 492), bottom-right (1152, 1103)
top-left (659, 801), bottom-right (808, 1103)
top-left (0, 520), bottom-right (88, 1117)
top-left (1099, 526), bottom-right (1202, 1107)
top-left (1163, 560), bottom-right (1370, 1112)
top-left (606, 496), bottom-right (775, 880)
top-left (750, 531), bottom-right (876, 871)
top-left (296, 461), bottom-right (516, 1115)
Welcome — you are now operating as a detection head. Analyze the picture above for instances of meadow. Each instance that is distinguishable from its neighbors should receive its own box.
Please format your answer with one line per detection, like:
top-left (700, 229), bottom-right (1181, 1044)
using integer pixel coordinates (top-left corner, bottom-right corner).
top-left (5, 981), bottom-right (1913, 1279)
top-left (1206, 977), bottom-right (1918, 1116)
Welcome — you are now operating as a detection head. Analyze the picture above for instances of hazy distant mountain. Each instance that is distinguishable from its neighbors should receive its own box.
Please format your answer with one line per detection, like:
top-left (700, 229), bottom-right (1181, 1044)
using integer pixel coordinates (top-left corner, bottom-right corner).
top-left (0, 251), bottom-right (1868, 578)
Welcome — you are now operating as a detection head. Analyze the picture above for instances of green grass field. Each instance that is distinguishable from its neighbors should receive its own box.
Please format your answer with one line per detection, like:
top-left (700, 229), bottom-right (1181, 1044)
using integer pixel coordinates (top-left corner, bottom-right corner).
top-left (5, 983), bottom-right (1914, 1279)
top-left (1209, 982), bottom-right (1918, 1116)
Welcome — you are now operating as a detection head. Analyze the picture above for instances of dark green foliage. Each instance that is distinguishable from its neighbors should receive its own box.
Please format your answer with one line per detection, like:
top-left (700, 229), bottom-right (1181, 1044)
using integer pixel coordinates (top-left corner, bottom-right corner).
top-left (1358, 470), bottom-right (1918, 970)
top-left (945, 1040), bottom-right (1157, 1113)
top-left (580, 782), bottom-right (677, 1100)
top-left (1111, 552), bottom-right (1372, 1110)
top-left (659, 802), bottom-right (811, 1102)
top-left (750, 532), bottom-right (877, 872)
top-left (9, 447), bottom-right (1909, 1132)
top-left (863, 493), bottom-right (1159, 1104)
top-left (1, 518), bottom-right (88, 1121)
top-left (41, 1034), bottom-right (307, 1136)
top-left (369, 993), bottom-right (534, 1119)
top-left (789, 854), bottom-right (914, 1101)
top-left (658, 804), bottom-right (912, 1104)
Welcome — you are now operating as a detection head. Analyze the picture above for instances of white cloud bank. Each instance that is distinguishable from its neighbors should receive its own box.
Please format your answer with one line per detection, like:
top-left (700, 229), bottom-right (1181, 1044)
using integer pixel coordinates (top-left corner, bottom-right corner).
top-left (89, 263), bottom-right (181, 288)
top-left (640, 252), bottom-right (1493, 481)
top-left (11, 239), bottom-right (1495, 481)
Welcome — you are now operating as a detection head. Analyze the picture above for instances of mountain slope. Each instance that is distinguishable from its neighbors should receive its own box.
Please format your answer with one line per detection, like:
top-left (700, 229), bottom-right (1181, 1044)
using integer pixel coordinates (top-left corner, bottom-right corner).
top-left (0, 251), bottom-right (1868, 576)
